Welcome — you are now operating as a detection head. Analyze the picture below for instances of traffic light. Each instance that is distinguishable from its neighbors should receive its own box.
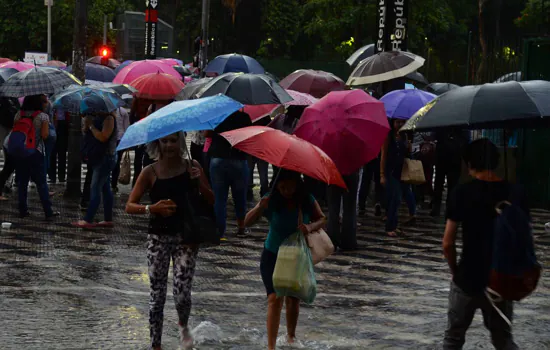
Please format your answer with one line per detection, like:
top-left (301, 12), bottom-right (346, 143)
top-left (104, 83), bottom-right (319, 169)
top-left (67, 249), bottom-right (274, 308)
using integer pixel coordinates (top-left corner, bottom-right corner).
top-left (99, 47), bottom-right (111, 66)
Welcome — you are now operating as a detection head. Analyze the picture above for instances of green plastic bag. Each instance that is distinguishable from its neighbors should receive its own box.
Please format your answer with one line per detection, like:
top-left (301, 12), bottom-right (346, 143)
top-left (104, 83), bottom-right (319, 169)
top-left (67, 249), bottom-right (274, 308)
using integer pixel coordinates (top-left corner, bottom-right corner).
top-left (272, 232), bottom-right (317, 304)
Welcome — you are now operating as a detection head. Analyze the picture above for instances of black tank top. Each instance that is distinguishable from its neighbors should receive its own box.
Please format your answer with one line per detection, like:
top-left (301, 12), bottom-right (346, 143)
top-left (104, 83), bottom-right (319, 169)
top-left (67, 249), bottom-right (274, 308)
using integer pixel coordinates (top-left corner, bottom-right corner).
top-left (148, 163), bottom-right (198, 236)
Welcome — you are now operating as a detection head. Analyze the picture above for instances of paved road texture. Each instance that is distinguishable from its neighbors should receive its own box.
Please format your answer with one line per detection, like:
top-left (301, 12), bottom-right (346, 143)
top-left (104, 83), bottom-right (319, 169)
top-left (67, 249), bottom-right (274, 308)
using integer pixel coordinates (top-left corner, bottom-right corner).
top-left (0, 183), bottom-right (549, 350)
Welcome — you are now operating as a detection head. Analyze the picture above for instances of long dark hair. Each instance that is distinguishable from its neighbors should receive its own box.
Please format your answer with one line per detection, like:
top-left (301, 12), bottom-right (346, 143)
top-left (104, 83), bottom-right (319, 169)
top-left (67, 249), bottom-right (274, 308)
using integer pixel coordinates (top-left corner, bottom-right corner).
top-left (271, 169), bottom-right (311, 210)
top-left (21, 95), bottom-right (45, 111)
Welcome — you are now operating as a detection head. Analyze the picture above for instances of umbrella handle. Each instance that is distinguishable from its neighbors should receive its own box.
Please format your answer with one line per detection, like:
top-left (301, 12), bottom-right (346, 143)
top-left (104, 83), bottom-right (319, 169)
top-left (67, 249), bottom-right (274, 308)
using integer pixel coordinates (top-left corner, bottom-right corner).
top-left (269, 167), bottom-right (282, 193)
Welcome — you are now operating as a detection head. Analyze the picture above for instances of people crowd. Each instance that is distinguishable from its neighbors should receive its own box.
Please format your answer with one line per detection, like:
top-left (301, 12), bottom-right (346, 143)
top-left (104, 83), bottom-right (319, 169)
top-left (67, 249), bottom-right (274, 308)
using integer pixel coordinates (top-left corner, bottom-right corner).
top-left (0, 82), bottom-right (530, 350)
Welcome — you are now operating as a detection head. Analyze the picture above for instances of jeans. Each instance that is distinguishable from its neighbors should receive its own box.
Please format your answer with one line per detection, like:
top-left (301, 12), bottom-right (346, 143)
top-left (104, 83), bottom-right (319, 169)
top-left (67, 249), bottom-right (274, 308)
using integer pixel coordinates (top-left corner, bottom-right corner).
top-left (358, 158), bottom-right (383, 210)
top-left (327, 171), bottom-right (360, 249)
top-left (16, 152), bottom-right (53, 217)
top-left (0, 147), bottom-right (16, 195)
top-left (49, 120), bottom-right (68, 182)
top-left (84, 155), bottom-right (116, 223)
top-left (210, 158), bottom-right (249, 236)
top-left (444, 282), bottom-right (518, 350)
top-left (82, 164), bottom-right (93, 205)
top-left (111, 142), bottom-right (123, 189)
top-left (385, 176), bottom-right (416, 232)
top-left (432, 157), bottom-right (461, 217)
top-left (247, 156), bottom-right (269, 197)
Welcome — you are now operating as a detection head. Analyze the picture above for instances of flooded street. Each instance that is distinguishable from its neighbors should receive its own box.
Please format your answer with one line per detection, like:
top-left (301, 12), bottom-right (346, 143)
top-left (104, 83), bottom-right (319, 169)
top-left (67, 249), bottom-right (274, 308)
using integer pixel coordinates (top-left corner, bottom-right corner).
top-left (1, 189), bottom-right (549, 350)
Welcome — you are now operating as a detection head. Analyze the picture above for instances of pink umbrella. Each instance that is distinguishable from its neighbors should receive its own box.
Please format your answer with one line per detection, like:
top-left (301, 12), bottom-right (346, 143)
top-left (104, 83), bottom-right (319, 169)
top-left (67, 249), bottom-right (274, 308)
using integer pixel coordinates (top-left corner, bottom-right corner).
top-left (0, 58), bottom-right (12, 64)
top-left (43, 60), bottom-right (67, 68)
top-left (0, 61), bottom-right (34, 72)
top-left (159, 58), bottom-right (180, 66)
top-left (285, 89), bottom-right (318, 106)
top-left (244, 104), bottom-right (283, 122)
top-left (294, 89), bottom-right (390, 175)
top-left (113, 60), bottom-right (180, 84)
top-left (280, 70), bottom-right (346, 98)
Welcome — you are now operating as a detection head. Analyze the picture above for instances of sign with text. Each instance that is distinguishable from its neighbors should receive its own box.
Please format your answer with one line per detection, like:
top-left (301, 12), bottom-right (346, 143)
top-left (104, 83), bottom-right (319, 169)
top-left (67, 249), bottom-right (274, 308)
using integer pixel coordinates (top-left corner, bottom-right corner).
top-left (376, 0), bottom-right (409, 52)
top-left (24, 52), bottom-right (48, 65)
top-left (144, 0), bottom-right (159, 59)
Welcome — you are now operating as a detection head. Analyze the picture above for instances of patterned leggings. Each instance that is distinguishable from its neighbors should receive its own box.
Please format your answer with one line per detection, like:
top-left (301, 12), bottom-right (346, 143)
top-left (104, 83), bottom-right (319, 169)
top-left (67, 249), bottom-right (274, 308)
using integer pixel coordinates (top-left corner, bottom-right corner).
top-left (147, 234), bottom-right (198, 348)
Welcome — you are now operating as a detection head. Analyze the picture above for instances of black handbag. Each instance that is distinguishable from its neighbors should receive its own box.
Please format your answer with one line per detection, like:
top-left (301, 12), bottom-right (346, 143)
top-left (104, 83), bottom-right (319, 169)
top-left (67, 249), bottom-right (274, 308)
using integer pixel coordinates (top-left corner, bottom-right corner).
top-left (183, 178), bottom-right (220, 246)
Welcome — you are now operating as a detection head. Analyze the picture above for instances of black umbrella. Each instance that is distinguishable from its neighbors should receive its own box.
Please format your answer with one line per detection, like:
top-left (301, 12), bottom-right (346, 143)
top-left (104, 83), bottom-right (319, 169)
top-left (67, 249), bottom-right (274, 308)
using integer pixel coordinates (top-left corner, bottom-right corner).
top-left (173, 65), bottom-right (192, 77)
top-left (175, 77), bottom-right (213, 100)
top-left (405, 71), bottom-right (429, 85)
top-left (347, 51), bottom-right (425, 86)
top-left (0, 68), bottom-right (18, 84)
top-left (346, 44), bottom-right (375, 67)
top-left (196, 73), bottom-right (293, 105)
top-left (402, 80), bottom-right (550, 132)
top-left (425, 82), bottom-right (460, 96)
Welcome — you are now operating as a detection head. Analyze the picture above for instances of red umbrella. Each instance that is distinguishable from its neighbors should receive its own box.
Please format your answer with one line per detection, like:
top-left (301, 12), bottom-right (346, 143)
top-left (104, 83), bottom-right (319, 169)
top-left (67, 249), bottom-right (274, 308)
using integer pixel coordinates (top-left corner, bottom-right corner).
top-left (43, 60), bottom-right (67, 68)
top-left (280, 70), bottom-right (346, 98)
top-left (0, 58), bottom-right (12, 64)
top-left (130, 72), bottom-right (185, 100)
top-left (113, 60), bottom-right (181, 84)
top-left (243, 104), bottom-right (281, 122)
top-left (221, 126), bottom-right (347, 189)
top-left (294, 89), bottom-right (390, 175)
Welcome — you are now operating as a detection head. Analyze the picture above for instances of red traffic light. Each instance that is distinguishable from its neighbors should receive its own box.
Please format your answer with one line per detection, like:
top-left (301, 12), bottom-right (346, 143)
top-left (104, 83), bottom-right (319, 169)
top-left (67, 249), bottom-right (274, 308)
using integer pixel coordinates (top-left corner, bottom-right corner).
top-left (100, 47), bottom-right (110, 58)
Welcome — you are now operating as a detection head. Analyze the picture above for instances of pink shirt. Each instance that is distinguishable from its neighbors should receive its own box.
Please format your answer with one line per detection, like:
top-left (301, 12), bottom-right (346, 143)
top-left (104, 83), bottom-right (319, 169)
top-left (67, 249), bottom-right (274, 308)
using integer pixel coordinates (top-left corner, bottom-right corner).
top-left (203, 137), bottom-right (212, 152)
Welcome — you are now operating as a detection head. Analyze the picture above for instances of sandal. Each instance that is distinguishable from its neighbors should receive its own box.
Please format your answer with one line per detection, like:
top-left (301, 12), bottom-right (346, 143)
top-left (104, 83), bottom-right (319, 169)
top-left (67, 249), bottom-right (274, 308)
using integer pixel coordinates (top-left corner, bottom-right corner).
top-left (96, 221), bottom-right (114, 228)
top-left (71, 221), bottom-right (96, 229)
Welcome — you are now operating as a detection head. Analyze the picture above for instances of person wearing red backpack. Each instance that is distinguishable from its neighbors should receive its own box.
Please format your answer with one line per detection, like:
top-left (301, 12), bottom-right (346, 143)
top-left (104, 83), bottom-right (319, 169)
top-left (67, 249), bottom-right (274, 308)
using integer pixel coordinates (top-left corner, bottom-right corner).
top-left (10, 95), bottom-right (59, 220)
top-left (442, 138), bottom-right (528, 350)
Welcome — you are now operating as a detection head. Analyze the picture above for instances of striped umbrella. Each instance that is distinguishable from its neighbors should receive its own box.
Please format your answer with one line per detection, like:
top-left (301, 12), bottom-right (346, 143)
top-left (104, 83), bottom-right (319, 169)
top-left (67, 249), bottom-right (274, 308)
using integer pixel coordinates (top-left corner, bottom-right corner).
top-left (0, 67), bottom-right (82, 97)
top-left (347, 51), bottom-right (425, 86)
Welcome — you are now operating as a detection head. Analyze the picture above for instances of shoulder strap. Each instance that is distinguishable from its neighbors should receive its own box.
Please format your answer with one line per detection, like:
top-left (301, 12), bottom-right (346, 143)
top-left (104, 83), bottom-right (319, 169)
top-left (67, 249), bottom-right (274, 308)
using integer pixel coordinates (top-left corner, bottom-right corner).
top-left (150, 163), bottom-right (158, 180)
top-left (31, 111), bottom-right (41, 118)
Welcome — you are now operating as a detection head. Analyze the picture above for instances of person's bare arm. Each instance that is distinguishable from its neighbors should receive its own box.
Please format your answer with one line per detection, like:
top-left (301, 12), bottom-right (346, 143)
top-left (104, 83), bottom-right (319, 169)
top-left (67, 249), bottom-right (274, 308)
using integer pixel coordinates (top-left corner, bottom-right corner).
top-left (442, 219), bottom-right (459, 276)
top-left (40, 119), bottom-right (49, 140)
top-left (91, 115), bottom-right (115, 142)
top-left (126, 165), bottom-right (154, 215)
top-left (301, 200), bottom-right (326, 233)
top-left (245, 197), bottom-right (269, 227)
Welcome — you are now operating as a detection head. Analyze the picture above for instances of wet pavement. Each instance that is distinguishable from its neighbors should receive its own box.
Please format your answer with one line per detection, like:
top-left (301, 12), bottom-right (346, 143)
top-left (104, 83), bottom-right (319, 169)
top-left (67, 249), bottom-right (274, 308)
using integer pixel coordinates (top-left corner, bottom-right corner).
top-left (1, 181), bottom-right (549, 350)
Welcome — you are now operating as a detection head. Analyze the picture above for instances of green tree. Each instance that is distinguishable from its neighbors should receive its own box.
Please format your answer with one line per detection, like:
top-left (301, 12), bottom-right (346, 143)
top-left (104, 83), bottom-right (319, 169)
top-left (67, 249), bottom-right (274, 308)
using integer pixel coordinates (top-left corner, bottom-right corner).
top-left (257, 0), bottom-right (302, 58)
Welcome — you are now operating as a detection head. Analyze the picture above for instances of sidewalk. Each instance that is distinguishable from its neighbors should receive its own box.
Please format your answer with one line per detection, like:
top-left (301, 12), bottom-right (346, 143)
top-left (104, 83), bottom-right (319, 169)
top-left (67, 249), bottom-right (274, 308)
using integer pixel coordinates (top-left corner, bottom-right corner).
top-left (0, 184), bottom-right (549, 349)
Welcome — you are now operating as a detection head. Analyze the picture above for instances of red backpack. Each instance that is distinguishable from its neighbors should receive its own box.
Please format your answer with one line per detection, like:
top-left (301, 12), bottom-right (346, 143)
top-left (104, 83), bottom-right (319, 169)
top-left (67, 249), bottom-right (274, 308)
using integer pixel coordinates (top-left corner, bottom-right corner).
top-left (7, 110), bottom-right (40, 158)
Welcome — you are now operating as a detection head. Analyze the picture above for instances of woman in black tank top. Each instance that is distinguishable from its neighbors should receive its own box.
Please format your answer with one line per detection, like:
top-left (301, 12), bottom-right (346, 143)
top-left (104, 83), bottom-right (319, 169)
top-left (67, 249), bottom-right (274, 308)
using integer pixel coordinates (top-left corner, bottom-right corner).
top-left (126, 131), bottom-right (213, 350)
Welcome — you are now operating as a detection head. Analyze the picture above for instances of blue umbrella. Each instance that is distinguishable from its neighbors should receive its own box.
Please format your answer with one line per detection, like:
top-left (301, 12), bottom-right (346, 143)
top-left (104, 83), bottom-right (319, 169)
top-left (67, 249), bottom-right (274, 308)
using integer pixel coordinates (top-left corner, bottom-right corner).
top-left (117, 94), bottom-right (244, 151)
top-left (115, 60), bottom-right (134, 75)
top-left (66, 63), bottom-right (116, 82)
top-left (51, 86), bottom-right (125, 114)
top-left (205, 53), bottom-right (265, 75)
top-left (380, 89), bottom-right (437, 120)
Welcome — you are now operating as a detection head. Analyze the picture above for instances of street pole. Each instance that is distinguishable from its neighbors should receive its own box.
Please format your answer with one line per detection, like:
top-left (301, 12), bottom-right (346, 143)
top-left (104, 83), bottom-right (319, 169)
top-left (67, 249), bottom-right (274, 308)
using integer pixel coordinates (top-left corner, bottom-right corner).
top-left (103, 14), bottom-right (107, 45)
top-left (200, 0), bottom-right (210, 77)
top-left (66, 0), bottom-right (88, 198)
top-left (47, 0), bottom-right (52, 60)
top-left (466, 30), bottom-right (472, 85)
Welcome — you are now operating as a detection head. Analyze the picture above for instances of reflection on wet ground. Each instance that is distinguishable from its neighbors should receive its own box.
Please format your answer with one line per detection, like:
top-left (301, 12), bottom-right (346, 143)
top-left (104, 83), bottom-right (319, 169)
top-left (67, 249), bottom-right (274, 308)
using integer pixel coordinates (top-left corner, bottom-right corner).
top-left (0, 190), bottom-right (549, 349)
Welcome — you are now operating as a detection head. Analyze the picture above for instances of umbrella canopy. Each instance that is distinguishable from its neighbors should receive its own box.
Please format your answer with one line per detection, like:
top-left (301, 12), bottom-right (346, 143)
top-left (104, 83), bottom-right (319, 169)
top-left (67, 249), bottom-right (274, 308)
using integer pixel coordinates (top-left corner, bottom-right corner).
top-left (43, 60), bottom-right (67, 68)
top-left (425, 82), bottom-right (460, 96)
top-left (205, 53), bottom-right (265, 75)
top-left (175, 77), bottom-right (213, 100)
top-left (114, 60), bottom-right (134, 74)
top-left (285, 90), bottom-right (319, 106)
top-left (0, 61), bottom-right (34, 72)
top-left (265, 72), bottom-right (279, 82)
top-left (130, 72), bottom-right (185, 100)
top-left (0, 67), bottom-right (81, 97)
top-left (280, 70), bottom-right (345, 98)
top-left (173, 65), bottom-right (192, 77)
top-left (494, 72), bottom-right (522, 83)
top-left (87, 56), bottom-right (120, 69)
top-left (113, 60), bottom-right (180, 84)
top-left (117, 94), bottom-right (244, 151)
top-left (401, 80), bottom-right (550, 132)
top-left (221, 126), bottom-right (347, 188)
top-left (243, 104), bottom-right (281, 122)
top-left (347, 51), bottom-right (425, 86)
top-left (243, 90), bottom-right (318, 123)
top-left (84, 81), bottom-right (138, 95)
top-left (196, 73), bottom-right (293, 105)
top-left (380, 89), bottom-right (437, 120)
top-left (294, 89), bottom-right (390, 175)
top-left (51, 86), bottom-right (125, 114)
top-left (66, 63), bottom-right (116, 82)
top-left (346, 44), bottom-right (375, 67)
top-left (0, 58), bottom-right (12, 64)
top-left (0, 68), bottom-right (18, 84)
top-left (405, 71), bottom-right (429, 85)
top-left (158, 58), bottom-right (180, 66)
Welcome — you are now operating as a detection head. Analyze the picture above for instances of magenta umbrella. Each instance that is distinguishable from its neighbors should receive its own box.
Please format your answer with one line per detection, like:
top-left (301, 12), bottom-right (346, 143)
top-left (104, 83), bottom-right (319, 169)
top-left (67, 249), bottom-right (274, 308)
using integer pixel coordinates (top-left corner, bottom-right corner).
top-left (0, 61), bottom-right (34, 72)
top-left (280, 70), bottom-right (345, 98)
top-left (294, 89), bottom-right (390, 175)
top-left (113, 60), bottom-right (180, 84)
top-left (286, 89), bottom-right (318, 106)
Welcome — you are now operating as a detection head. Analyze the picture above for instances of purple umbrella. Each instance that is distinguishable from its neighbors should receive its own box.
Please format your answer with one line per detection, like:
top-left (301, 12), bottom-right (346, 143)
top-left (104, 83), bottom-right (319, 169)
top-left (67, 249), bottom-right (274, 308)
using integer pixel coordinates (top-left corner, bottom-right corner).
top-left (380, 89), bottom-right (437, 120)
